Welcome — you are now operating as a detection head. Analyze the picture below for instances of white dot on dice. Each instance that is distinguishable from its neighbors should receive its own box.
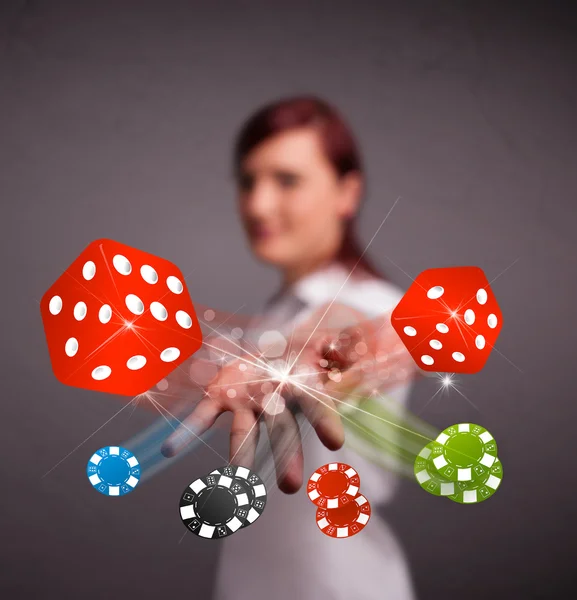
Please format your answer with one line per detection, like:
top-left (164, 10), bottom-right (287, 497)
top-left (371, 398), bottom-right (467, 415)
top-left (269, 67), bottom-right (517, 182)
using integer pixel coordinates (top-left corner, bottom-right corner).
top-left (49, 295), bottom-right (63, 315)
top-left (487, 314), bottom-right (498, 329)
top-left (476, 288), bottom-right (488, 305)
top-left (167, 276), bottom-right (183, 294)
top-left (74, 302), bottom-right (87, 321)
top-left (65, 337), bottom-right (79, 357)
top-left (176, 310), bottom-right (192, 329)
top-left (99, 304), bottom-right (112, 324)
top-left (92, 365), bottom-right (112, 380)
top-left (150, 302), bottom-right (168, 321)
top-left (140, 264), bottom-right (158, 284)
top-left (82, 261), bottom-right (96, 280)
top-left (160, 347), bottom-right (180, 362)
top-left (427, 286), bottom-right (444, 300)
top-left (452, 352), bottom-right (465, 363)
top-left (464, 309), bottom-right (475, 325)
top-left (421, 355), bottom-right (434, 366)
top-left (125, 294), bottom-right (144, 315)
top-left (113, 255), bottom-right (132, 275)
top-left (429, 339), bottom-right (442, 350)
top-left (403, 326), bottom-right (417, 337)
top-left (475, 335), bottom-right (486, 349)
top-left (436, 323), bottom-right (449, 334)
top-left (127, 355), bottom-right (147, 370)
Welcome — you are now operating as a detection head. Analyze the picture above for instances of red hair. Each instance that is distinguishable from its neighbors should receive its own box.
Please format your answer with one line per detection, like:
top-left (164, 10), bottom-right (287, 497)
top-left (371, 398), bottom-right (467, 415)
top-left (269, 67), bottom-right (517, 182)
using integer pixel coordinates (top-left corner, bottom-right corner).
top-left (233, 95), bottom-right (384, 280)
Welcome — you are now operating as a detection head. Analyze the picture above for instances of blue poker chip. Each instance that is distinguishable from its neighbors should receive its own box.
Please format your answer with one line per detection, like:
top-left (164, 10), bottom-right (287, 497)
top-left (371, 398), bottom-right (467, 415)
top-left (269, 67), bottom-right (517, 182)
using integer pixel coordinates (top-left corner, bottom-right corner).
top-left (86, 446), bottom-right (141, 496)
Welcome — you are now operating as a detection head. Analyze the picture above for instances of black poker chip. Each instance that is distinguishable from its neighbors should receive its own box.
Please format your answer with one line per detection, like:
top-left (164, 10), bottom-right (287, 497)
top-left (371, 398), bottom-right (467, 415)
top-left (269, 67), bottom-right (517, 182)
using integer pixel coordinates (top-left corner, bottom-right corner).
top-left (179, 467), bottom-right (251, 539)
top-left (209, 465), bottom-right (267, 527)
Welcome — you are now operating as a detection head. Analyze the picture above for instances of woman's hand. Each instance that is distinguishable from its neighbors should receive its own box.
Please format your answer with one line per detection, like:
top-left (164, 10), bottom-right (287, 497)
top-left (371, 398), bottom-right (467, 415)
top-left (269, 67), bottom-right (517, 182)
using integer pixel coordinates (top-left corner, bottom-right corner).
top-left (160, 302), bottom-right (409, 493)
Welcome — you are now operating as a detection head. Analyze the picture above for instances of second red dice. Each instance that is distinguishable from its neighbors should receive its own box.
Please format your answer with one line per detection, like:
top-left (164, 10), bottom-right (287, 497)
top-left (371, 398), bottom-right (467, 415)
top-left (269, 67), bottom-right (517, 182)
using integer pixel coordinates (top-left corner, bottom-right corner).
top-left (40, 238), bottom-right (203, 396)
top-left (391, 266), bottom-right (503, 374)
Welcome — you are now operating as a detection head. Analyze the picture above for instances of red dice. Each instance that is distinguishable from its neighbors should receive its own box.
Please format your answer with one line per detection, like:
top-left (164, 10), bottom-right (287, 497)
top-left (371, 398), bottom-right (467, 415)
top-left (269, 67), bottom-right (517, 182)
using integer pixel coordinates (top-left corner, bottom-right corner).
top-left (391, 266), bottom-right (502, 374)
top-left (40, 239), bottom-right (203, 396)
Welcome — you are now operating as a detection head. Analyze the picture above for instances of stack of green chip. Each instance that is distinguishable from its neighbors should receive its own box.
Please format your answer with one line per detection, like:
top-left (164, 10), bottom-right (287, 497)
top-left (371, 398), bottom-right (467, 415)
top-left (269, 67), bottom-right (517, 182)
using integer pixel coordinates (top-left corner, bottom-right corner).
top-left (413, 423), bottom-right (503, 505)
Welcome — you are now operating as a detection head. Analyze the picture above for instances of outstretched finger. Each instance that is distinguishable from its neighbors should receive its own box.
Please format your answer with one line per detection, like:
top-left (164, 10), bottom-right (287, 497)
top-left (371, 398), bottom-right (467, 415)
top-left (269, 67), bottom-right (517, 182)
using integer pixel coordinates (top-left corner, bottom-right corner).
top-left (161, 396), bottom-right (223, 457)
top-left (229, 408), bottom-right (260, 469)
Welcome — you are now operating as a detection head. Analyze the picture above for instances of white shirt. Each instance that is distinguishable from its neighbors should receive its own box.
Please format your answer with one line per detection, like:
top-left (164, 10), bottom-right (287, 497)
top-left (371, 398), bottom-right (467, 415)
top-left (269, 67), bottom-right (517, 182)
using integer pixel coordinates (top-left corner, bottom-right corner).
top-left (214, 264), bottom-right (417, 600)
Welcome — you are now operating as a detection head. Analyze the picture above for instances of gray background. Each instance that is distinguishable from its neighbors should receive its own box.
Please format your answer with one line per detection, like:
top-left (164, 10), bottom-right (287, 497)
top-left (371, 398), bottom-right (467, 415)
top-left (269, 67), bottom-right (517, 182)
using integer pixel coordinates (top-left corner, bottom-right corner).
top-left (1, 0), bottom-right (576, 598)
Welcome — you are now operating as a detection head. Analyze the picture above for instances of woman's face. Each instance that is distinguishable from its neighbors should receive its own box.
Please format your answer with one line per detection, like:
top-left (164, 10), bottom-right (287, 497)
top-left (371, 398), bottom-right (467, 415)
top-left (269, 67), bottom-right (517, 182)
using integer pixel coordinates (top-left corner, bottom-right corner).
top-left (237, 127), bottom-right (360, 271)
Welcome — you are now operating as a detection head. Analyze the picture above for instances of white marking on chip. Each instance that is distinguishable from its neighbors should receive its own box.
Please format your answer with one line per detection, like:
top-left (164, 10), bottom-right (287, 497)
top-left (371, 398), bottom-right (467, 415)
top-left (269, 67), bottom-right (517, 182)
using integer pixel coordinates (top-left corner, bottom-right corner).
top-left (416, 470), bottom-right (430, 484)
top-left (190, 479), bottom-right (206, 494)
top-left (437, 433), bottom-right (449, 444)
top-left (441, 482), bottom-right (455, 496)
top-left (127, 355), bottom-right (146, 370)
top-left (176, 310), bottom-right (192, 329)
top-left (487, 475), bottom-right (501, 490)
top-left (403, 326), bottom-right (417, 337)
top-left (421, 355), bottom-right (434, 366)
top-left (126, 476), bottom-right (138, 488)
top-left (463, 490), bottom-right (477, 503)
top-left (480, 453), bottom-right (496, 468)
top-left (228, 517), bottom-right (243, 532)
top-left (458, 424), bottom-right (470, 433)
top-left (464, 309), bottom-right (475, 325)
top-left (160, 347), bottom-right (180, 363)
top-left (140, 264), bottom-right (158, 284)
top-left (108, 487), bottom-right (120, 496)
top-left (49, 295), bottom-right (63, 315)
top-left (65, 337), bottom-right (79, 357)
top-left (127, 456), bottom-right (139, 468)
top-left (219, 475), bottom-right (233, 488)
top-left (73, 302), bottom-right (87, 321)
top-left (247, 508), bottom-right (260, 523)
top-left (433, 455), bottom-right (448, 470)
top-left (475, 335), bottom-right (486, 349)
top-left (91, 365), bottom-right (111, 380)
top-left (166, 275), bottom-right (183, 294)
top-left (199, 524), bottom-right (215, 538)
top-left (317, 517), bottom-right (329, 530)
top-left (109, 447), bottom-right (119, 455)
top-left (479, 431), bottom-right (493, 443)
top-left (487, 314), bottom-right (498, 328)
top-left (458, 468), bottom-right (472, 481)
top-left (88, 474), bottom-right (101, 485)
top-left (235, 466), bottom-right (249, 479)
top-left (82, 261), bottom-right (96, 280)
top-left (89, 454), bottom-right (102, 465)
top-left (180, 505), bottom-right (197, 520)
top-left (308, 490), bottom-right (321, 501)
top-left (328, 463), bottom-right (338, 471)
top-left (150, 301), bottom-right (168, 321)
top-left (337, 527), bottom-right (349, 537)
top-left (236, 493), bottom-right (249, 507)
top-left (253, 484), bottom-right (266, 497)
top-left (436, 323), bottom-right (449, 333)
top-left (99, 304), bottom-right (112, 324)
top-left (125, 294), bottom-right (144, 315)
top-left (429, 339), bottom-right (442, 350)
top-left (346, 484), bottom-right (359, 497)
top-left (476, 289), bottom-right (488, 305)
top-left (327, 498), bottom-right (339, 509)
top-left (427, 286), bottom-right (444, 299)
top-left (356, 495), bottom-right (368, 506)
top-left (452, 352), bottom-right (465, 362)
top-left (419, 447), bottom-right (432, 459)
top-left (357, 513), bottom-right (370, 525)
top-left (345, 467), bottom-right (357, 478)
top-left (112, 254), bottom-right (132, 275)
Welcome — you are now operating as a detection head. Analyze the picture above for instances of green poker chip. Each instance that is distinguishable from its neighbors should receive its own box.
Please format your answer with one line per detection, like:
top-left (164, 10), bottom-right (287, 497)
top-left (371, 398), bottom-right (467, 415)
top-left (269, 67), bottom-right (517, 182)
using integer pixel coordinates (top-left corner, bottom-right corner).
top-left (448, 457), bottom-right (503, 504)
top-left (431, 423), bottom-right (498, 483)
top-left (414, 442), bottom-right (456, 497)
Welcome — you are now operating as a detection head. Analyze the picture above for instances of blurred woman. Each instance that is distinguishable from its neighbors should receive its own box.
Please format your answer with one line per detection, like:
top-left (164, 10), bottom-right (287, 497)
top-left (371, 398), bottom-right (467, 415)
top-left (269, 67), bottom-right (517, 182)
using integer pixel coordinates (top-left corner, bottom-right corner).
top-left (162, 96), bottom-right (416, 600)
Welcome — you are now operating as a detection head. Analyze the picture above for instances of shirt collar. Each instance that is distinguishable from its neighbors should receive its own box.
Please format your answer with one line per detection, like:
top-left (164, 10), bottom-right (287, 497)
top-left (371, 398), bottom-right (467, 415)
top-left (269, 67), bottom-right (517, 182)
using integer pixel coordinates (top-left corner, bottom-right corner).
top-left (286, 262), bottom-right (355, 307)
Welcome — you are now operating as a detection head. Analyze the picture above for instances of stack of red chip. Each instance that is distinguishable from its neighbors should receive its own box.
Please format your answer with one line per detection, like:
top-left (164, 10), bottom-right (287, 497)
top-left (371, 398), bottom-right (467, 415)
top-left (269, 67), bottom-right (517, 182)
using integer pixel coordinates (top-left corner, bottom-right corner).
top-left (307, 462), bottom-right (371, 539)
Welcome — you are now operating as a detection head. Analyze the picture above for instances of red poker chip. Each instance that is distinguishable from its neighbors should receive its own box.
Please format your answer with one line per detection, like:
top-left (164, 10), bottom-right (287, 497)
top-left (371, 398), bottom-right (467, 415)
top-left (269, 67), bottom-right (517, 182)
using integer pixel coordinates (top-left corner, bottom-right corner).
top-left (316, 493), bottom-right (371, 539)
top-left (307, 462), bottom-right (361, 508)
